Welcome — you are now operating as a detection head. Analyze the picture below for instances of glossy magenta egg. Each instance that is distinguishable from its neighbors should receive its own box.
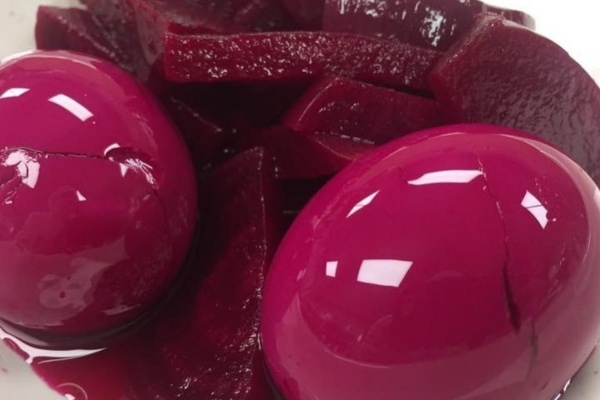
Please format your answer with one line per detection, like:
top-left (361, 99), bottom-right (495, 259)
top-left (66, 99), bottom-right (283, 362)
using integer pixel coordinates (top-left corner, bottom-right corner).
top-left (0, 51), bottom-right (197, 342)
top-left (261, 124), bottom-right (600, 400)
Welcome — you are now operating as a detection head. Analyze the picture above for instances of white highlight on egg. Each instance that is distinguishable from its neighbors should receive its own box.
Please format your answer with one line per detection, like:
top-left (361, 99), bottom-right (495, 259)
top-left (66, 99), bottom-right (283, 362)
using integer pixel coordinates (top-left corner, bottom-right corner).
top-left (0, 87), bottom-right (29, 99)
top-left (48, 94), bottom-right (94, 122)
top-left (118, 158), bottom-right (157, 188)
top-left (408, 170), bottom-right (483, 186)
top-left (103, 143), bottom-right (121, 156)
top-left (119, 164), bottom-right (128, 177)
top-left (2, 150), bottom-right (40, 189)
top-left (357, 259), bottom-right (413, 288)
top-left (347, 190), bottom-right (381, 218)
top-left (521, 191), bottom-right (549, 229)
top-left (326, 261), bottom-right (339, 278)
top-left (76, 191), bottom-right (87, 202)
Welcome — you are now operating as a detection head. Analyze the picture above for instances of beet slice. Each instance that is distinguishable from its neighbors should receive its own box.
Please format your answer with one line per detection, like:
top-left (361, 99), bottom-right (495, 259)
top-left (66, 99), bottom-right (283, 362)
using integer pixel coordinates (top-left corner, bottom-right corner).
top-left (284, 76), bottom-right (444, 144)
top-left (212, 82), bottom-right (310, 131)
top-left (322, 0), bottom-right (472, 50)
top-left (163, 31), bottom-right (441, 90)
top-left (280, 176), bottom-right (331, 228)
top-left (82, 0), bottom-right (294, 67)
top-left (129, 0), bottom-right (238, 66)
top-left (77, 0), bottom-right (145, 71)
top-left (233, 0), bottom-right (298, 31)
top-left (280, 0), bottom-right (325, 29)
top-left (322, 0), bottom-right (534, 50)
top-left (164, 80), bottom-right (310, 134)
top-left (473, 2), bottom-right (535, 29)
top-left (237, 126), bottom-right (373, 179)
top-left (129, 147), bottom-right (280, 400)
top-left (429, 14), bottom-right (600, 183)
top-left (163, 95), bottom-right (226, 168)
top-left (35, 6), bottom-right (137, 73)
top-left (81, 0), bottom-right (239, 69)
top-left (79, 0), bottom-right (135, 36)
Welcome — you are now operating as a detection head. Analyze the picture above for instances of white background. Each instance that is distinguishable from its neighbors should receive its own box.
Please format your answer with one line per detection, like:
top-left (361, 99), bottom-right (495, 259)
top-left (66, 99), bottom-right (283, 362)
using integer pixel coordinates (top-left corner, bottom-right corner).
top-left (0, 1), bottom-right (599, 399)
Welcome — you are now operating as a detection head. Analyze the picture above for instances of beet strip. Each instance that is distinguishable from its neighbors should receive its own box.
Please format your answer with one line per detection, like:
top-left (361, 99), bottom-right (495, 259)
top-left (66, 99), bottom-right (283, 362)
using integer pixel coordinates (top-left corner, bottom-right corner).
top-left (35, 6), bottom-right (133, 70)
top-left (164, 31), bottom-right (441, 90)
top-left (284, 76), bottom-right (444, 144)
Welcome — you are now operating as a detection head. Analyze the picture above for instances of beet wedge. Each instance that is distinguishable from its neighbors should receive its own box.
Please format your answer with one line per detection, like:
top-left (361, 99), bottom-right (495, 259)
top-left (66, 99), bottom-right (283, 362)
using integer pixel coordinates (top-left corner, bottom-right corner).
top-left (163, 95), bottom-right (226, 168)
top-left (164, 31), bottom-right (441, 90)
top-left (284, 76), bottom-right (444, 144)
top-left (35, 6), bottom-right (137, 73)
top-left (129, 0), bottom-right (238, 66)
top-left (128, 147), bottom-right (281, 400)
top-left (128, 0), bottom-right (296, 63)
top-left (233, 0), bottom-right (298, 32)
top-left (29, 148), bottom-right (281, 400)
top-left (81, 0), bottom-right (239, 69)
top-left (280, 176), bottom-right (331, 228)
top-left (280, 0), bottom-right (325, 29)
top-left (237, 126), bottom-right (373, 179)
top-left (82, 0), bottom-right (295, 67)
top-left (322, 0), bottom-right (534, 50)
top-left (429, 14), bottom-right (600, 183)
top-left (75, 0), bottom-right (152, 78)
top-left (474, 2), bottom-right (535, 29)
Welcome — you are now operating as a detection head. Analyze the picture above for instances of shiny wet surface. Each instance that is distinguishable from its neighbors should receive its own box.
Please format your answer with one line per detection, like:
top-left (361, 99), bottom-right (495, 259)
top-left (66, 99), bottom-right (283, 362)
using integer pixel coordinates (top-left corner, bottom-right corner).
top-left (261, 124), bottom-right (600, 400)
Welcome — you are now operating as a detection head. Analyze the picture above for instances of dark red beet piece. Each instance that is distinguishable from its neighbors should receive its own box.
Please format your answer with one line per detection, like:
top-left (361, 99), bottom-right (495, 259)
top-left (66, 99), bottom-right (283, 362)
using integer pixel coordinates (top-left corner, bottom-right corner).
top-left (79, 0), bottom-right (136, 39)
top-left (429, 14), bottom-right (600, 183)
top-left (238, 126), bottom-right (373, 179)
top-left (322, 0), bottom-right (534, 50)
top-left (163, 95), bottom-right (226, 168)
top-left (233, 0), bottom-right (298, 31)
top-left (163, 31), bottom-right (441, 90)
top-left (76, 0), bottom-right (150, 78)
top-left (128, 0), bottom-right (238, 66)
top-left (82, 0), bottom-right (240, 69)
top-left (280, 0), bottom-right (325, 29)
top-left (165, 81), bottom-right (309, 134)
top-left (130, 147), bottom-right (280, 400)
top-left (216, 82), bottom-right (310, 131)
top-left (474, 2), bottom-right (536, 29)
top-left (323, 0), bottom-right (471, 50)
top-left (31, 148), bottom-right (281, 400)
top-left (280, 176), bottom-right (331, 228)
top-left (35, 7), bottom-right (135, 73)
top-left (284, 76), bottom-right (444, 144)
top-left (82, 0), bottom-right (294, 67)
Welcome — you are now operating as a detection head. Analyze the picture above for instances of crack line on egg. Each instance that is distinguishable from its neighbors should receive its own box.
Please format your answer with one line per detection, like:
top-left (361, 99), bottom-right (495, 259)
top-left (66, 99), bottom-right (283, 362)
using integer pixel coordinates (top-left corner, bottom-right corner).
top-left (477, 155), bottom-right (541, 381)
top-left (501, 263), bottom-right (521, 332)
top-left (0, 146), bottom-right (159, 188)
top-left (527, 321), bottom-right (539, 377)
top-left (0, 147), bottom-right (174, 252)
top-left (476, 156), bottom-right (522, 332)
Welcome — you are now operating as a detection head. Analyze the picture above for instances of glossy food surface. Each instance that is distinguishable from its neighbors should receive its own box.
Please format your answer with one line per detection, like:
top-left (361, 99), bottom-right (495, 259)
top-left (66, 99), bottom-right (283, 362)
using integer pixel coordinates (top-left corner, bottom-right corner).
top-left (0, 51), bottom-right (197, 341)
top-left (322, 0), bottom-right (534, 50)
top-left (429, 14), bottom-right (600, 184)
top-left (0, 147), bottom-right (280, 400)
top-left (163, 31), bottom-right (441, 89)
top-left (261, 124), bottom-right (600, 400)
